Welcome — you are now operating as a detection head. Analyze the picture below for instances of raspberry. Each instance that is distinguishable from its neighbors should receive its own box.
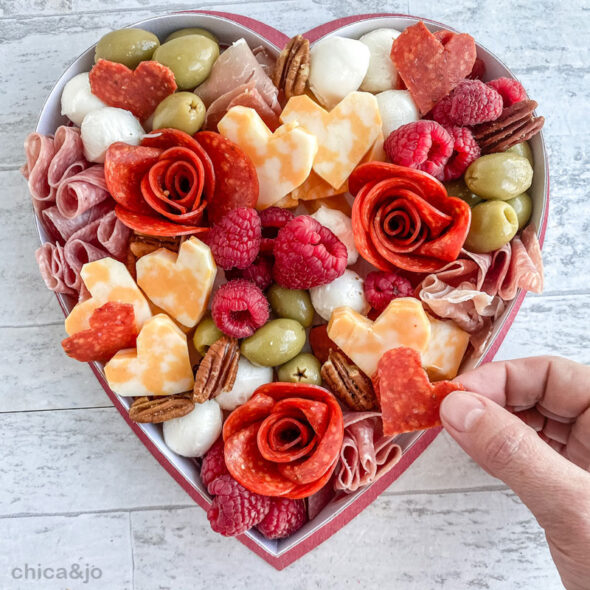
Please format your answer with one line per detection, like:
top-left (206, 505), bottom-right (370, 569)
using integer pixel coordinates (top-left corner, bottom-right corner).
top-left (211, 279), bottom-right (269, 338)
top-left (384, 120), bottom-right (453, 180)
top-left (200, 438), bottom-right (229, 494)
top-left (364, 271), bottom-right (414, 313)
top-left (441, 127), bottom-right (481, 182)
top-left (444, 80), bottom-right (503, 126)
top-left (487, 77), bottom-right (527, 107)
top-left (257, 498), bottom-right (308, 540)
top-left (259, 207), bottom-right (295, 254)
top-left (273, 216), bottom-right (347, 289)
top-left (207, 207), bottom-right (261, 270)
top-left (225, 255), bottom-right (273, 291)
top-left (431, 97), bottom-right (454, 128)
top-left (467, 57), bottom-right (486, 80)
top-left (207, 475), bottom-right (271, 537)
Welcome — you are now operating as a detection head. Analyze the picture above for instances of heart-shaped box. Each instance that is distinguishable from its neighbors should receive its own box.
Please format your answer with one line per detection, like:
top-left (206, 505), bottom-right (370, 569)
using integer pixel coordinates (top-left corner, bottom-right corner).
top-left (32, 11), bottom-right (549, 570)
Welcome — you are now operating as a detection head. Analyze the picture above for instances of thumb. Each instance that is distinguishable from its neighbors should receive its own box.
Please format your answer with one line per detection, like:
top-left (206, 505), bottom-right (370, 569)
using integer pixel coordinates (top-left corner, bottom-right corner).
top-left (440, 390), bottom-right (588, 530)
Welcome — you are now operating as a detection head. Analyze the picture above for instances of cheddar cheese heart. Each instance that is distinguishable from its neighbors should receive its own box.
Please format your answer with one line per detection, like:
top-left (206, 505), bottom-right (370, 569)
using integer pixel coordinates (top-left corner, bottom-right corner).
top-left (328, 298), bottom-right (431, 377)
top-left (280, 91), bottom-right (382, 189)
top-left (104, 314), bottom-right (194, 397)
top-left (136, 237), bottom-right (216, 328)
top-left (218, 106), bottom-right (318, 210)
top-left (65, 258), bottom-right (152, 336)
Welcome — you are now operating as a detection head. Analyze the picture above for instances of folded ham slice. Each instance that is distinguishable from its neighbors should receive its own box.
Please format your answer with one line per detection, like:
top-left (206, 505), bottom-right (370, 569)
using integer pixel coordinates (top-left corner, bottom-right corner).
top-left (418, 226), bottom-right (544, 352)
top-left (22, 126), bottom-right (88, 210)
top-left (195, 38), bottom-right (280, 114)
top-left (205, 80), bottom-right (280, 132)
top-left (55, 165), bottom-right (110, 219)
top-left (334, 411), bottom-right (402, 493)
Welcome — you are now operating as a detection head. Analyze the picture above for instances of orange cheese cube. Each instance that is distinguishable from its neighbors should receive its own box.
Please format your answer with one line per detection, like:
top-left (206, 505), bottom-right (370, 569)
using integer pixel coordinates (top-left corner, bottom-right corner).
top-left (218, 106), bottom-right (318, 210)
top-left (280, 92), bottom-right (382, 189)
top-left (65, 258), bottom-right (152, 336)
top-left (136, 237), bottom-right (216, 328)
top-left (423, 315), bottom-right (470, 381)
top-left (104, 314), bottom-right (194, 397)
top-left (327, 298), bottom-right (431, 377)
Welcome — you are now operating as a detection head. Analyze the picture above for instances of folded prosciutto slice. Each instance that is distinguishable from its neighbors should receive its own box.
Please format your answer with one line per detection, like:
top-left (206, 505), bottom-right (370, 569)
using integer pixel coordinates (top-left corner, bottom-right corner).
top-left (334, 411), bottom-right (402, 493)
top-left (195, 38), bottom-right (280, 114)
top-left (418, 225), bottom-right (543, 352)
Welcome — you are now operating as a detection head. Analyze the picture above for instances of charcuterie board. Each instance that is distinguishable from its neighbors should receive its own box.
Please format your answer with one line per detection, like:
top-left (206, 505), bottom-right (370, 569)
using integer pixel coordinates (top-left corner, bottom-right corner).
top-left (23, 11), bottom-right (548, 569)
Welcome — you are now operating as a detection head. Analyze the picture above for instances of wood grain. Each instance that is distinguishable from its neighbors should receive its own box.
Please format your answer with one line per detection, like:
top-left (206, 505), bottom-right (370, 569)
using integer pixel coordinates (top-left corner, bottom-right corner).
top-left (1, 1), bottom-right (586, 587)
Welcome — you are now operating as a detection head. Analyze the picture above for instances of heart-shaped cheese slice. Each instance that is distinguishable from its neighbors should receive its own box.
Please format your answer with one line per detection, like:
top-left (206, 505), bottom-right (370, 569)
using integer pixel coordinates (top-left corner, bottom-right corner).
top-left (328, 298), bottom-right (431, 377)
top-left (280, 91), bottom-right (382, 189)
top-left (136, 237), bottom-right (216, 328)
top-left (422, 315), bottom-right (470, 381)
top-left (65, 258), bottom-right (152, 336)
top-left (218, 106), bottom-right (318, 210)
top-left (104, 314), bottom-right (194, 396)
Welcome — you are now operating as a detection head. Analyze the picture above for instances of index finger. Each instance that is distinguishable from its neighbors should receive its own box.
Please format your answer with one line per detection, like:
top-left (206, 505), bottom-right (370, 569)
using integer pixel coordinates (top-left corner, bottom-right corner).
top-left (454, 356), bottom-right (590, 421)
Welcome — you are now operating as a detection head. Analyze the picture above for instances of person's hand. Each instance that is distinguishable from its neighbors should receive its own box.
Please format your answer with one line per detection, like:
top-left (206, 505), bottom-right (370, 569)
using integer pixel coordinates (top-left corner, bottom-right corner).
top-left (440, 356), bottom-right (590, 590)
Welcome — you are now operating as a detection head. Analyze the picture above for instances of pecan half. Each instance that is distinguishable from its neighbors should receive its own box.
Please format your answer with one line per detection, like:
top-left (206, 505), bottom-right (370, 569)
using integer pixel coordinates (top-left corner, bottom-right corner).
top-left (193, 336), bottom-right (240, 403)
top-left (272, 35), bottom-right (310, 100)
top-left (321, 351), bottom-right (378, 411)
top-left (129, 233), bottom-right (182, 258)
top-left (472, 99), bottom-right (544, 153)
top-left (129, 394), bottom-right (194, 423)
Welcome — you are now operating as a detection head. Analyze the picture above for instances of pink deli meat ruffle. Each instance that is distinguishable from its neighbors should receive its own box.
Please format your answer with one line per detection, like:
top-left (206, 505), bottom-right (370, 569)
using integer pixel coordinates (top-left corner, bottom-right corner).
top-left (334, 411), bottom-right (402, 493)
top-left (22, 126), bottom-right (88, 210)
top-left (418, 225), bottom-right (544, 352)
top-left (194, 38), bottom-right (280, 114)
top-left (55, 165), bottom-right (110, 219)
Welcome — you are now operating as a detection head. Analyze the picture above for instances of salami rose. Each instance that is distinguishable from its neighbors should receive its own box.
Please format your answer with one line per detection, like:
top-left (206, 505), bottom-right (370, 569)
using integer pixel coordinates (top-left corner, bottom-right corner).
top-left (350, 162), bottom-right (471, 273)
top-left (104, 129), bottom-right (215, 237)
top-left (223, 382), bottom-right (344, 499)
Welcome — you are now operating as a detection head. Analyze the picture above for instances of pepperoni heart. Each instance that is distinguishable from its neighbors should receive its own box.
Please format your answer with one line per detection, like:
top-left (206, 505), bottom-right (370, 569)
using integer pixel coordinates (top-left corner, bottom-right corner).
top-left (372, 347), bottom-right (465, 437)
top-left (391, 22), bottom-right (476, 115)
top-left (89, 59), bottom-right (177, 121)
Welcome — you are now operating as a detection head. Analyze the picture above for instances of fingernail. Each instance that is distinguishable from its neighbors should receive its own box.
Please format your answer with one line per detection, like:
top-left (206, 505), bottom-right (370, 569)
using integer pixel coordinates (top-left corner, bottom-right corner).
top-left (441, 392), bottom-right (486, 432)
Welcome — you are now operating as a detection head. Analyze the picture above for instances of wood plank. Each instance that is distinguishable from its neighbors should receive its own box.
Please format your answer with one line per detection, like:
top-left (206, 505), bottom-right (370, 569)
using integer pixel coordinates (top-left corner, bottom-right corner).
top-left (0, 512), bottom-right (132, 590)
top-left (130, 491), bottom-right (563, 588)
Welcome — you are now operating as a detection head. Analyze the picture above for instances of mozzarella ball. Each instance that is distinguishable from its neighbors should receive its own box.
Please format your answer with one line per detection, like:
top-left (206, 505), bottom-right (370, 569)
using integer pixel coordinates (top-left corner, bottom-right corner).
top-left (309, 37), bottom-right (370, 109)
top-left (359, 28), bottom-right (401, 93)
top-left (60, 72), bottom-right (107, 126)
top-left (163, 399), bottom-right (222, 458)
top-left (376, 90), bottom-right (420, 138)
top-left (215, 358), bottom-right (272, 411)
top-left (311, 206), bottom-right (358, 266)
top-left (80, 107), bottom-right (144, 163)
top-left (310, 269), bottom-right (369, 322)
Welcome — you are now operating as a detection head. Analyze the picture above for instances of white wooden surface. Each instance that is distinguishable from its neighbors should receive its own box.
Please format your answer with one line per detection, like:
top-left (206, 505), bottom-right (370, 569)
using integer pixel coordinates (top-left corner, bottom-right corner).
top-left (1, 1), bottom-right (587, 588)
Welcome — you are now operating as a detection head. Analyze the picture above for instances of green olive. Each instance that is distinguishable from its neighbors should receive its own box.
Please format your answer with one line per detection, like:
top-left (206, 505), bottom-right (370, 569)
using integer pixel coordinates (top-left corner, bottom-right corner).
top-left (277, 353), bottom-right (322, 385)
top-left (153, 35), bottom-right (220, 90)
top-left (152, 92), bottom-right (206, 134)
top-left (464, 153), bottom-right (533, 201)
top-left (506, 141), bottom-right (534, 166)
top-left (465, 200), bottom-right (519, 253)
top-left (506, 192), bottom-right (533, 230)
top-left (192, 314), bottom-right (224, 356)
top-left (165, 28), bottom-right (219, 44)
top-left (444, 178), bottom-right (482, 207)
top-left (240, 319), bottom-right (306, 367)
top-left (267, 284), bottom-right (314, 328)
top-left (95, 28), bottom-right (160, 69)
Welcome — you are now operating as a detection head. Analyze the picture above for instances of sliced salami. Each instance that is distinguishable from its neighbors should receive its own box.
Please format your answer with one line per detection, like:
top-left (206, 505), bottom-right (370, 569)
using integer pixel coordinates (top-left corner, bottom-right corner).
top-left (42, 200), bottom-right (113, 243)
top-left (35, 243), bottom-right (75, 295)
top-left (55, 165), bottom-right (110, 219)
top-left (96, 210), bottom-right (131, 260)
top-left (47, 126), bottom-right (88, 188)
top-left (63, 238), bottom-right (109, 291)
top-left (195, 131), bottom-right (258, 224)
top-left (22, 133), bottom-right (55, 205)
top-left (61, 302), bottom-right (137, 362)
top-left (334, 411), bottom-right (402, 493)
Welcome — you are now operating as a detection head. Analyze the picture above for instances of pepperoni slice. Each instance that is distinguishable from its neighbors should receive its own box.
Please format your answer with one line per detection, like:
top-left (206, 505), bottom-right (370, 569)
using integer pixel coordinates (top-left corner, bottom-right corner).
top-left (195, 131), bottom-right (258, 224)
top-left (61, 302), bottom-right (137, 362)
top-left (89, 60), bottom-right (177, 121)
top-left (372, 347), bottom-right (465, 437)
top-left (223, 383), bottom-right (344, 499)
top-left (114, 205), bottom-right (209, 237)
top-left (390, 22), bottom-right (476, 115)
